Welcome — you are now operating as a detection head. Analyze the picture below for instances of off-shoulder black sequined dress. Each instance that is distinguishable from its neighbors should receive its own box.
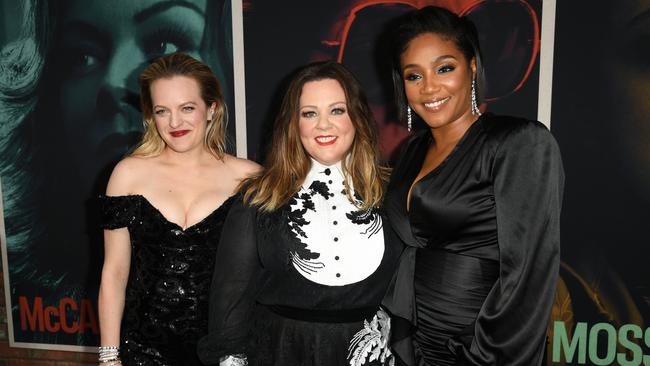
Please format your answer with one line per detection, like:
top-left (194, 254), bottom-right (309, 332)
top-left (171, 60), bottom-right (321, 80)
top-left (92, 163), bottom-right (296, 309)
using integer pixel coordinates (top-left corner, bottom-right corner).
top-left (100, 194), bottom-right (235, 366)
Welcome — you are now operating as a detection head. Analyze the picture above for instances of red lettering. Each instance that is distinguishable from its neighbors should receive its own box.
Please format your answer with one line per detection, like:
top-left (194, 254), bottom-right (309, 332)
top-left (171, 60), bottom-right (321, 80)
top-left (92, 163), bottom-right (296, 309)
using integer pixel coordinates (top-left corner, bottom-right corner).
top-left (59, 297), bottom-right (78, 334)
top-left (17, 296), bottom-right (99, 335)
top-left (44, 306), bottom-right (60, 332)
top-left (79, 299), bottom-right (99, 334)
top-left (19, 296), bottom-right (43, 331)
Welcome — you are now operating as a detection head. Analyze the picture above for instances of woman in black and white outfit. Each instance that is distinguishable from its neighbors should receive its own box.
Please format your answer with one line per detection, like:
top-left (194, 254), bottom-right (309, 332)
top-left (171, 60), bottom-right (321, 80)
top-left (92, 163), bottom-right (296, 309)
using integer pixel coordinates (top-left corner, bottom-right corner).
top-left (197, 61), bottom-right (401, 366)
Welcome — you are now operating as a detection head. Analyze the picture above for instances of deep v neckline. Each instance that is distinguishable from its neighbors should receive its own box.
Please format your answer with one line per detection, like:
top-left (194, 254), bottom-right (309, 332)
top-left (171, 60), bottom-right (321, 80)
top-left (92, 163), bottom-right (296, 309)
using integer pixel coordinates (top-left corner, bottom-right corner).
top-left (406, 116), bottom-right (484, 212)
top-left (136, 194), bottom-right (235, 232)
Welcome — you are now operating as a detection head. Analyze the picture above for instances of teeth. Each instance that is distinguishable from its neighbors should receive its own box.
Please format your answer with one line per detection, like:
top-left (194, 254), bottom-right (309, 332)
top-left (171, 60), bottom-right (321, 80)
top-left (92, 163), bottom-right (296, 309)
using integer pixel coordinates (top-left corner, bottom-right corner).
top-left (316, 136), bottom-right (336, 143)
top-left (424, 97), bottom-right (450, 108)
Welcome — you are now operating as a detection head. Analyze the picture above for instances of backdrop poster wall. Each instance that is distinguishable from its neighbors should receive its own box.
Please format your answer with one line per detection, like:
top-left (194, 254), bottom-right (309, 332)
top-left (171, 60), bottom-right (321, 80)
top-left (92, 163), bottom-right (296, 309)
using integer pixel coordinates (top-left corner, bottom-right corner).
top-left (4, 0), bottom-right (640, 362)
top-left (242, 0), bottom-right (547, 162)
top-left (550, 1), bottom-right (650, 365)
top-left (0, 0), bottom-right (242, 351)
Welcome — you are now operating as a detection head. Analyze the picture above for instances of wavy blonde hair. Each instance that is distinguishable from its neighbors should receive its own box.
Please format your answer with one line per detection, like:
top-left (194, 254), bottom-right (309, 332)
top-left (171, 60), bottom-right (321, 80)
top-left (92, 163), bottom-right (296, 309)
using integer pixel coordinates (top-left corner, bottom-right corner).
top-left (131, 52), bottom-right (226, 159)
top-left (243, 61), bottom-right (389, 212)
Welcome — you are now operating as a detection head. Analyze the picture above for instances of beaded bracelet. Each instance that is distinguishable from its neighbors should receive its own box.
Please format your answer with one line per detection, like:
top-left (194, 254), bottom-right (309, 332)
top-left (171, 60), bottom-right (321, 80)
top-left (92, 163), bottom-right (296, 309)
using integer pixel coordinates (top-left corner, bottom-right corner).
top-left (99, 345), bottom-right (120, 364)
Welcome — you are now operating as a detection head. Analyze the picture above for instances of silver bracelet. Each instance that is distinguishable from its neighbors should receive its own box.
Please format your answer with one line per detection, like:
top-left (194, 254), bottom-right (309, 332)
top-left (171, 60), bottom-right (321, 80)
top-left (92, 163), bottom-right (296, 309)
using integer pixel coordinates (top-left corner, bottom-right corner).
top-left (220, 354), bottom-right (248, 366)
top-left (98, 345), bottom-right (120, 363)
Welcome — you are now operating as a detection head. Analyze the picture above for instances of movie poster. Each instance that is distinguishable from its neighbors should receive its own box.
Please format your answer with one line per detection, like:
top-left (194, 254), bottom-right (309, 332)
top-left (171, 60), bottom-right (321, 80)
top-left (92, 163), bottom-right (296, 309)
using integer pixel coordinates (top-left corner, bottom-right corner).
top-left (242, 0), bottom-right (546, 162)
top-left (550, 1), bottom-right (650, 365)
top-left (6, 1), bottom-right (639, 363)
top-left (0, 0), bottom-right (241, 350)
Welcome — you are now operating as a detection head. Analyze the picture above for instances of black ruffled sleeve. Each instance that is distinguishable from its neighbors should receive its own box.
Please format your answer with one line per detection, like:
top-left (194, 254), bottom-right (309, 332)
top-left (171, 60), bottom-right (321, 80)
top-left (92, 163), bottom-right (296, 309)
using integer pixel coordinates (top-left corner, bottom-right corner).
top-left (197, 196), bottom-right (265, 365)
top-left (99, 195), bottom-right (141, 230)
top-left (450, 121), bottom-right (565, 365)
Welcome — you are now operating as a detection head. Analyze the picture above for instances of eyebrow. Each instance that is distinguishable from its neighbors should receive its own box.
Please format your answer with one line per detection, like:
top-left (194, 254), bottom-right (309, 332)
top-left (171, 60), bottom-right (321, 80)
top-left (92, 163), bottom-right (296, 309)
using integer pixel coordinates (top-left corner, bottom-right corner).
top-left (153, 101), bottom-right (197, 109)
top-left (402, 54), bottom-right (457, 70)
top-left (134, 0), bottom-right (205, 23)
top-left (300, 101), bottom-right (347, 109)
top-left (60, 21), bottom-right (110, 45)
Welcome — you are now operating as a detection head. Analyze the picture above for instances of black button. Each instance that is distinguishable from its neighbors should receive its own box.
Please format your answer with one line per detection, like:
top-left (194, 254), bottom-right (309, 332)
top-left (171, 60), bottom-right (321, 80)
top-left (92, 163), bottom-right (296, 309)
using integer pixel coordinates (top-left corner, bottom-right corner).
top-left (336, 273), bottom-right (341, 277)
top-left (332, 205), bottom-right (336, 210)
top-left (324, 168), bottom-right (331, 175)
top-left (335, 256), bottom-right (339, 260)
top-left (328, 180), bottom-right (333, 184)
top-left (334, 237), bottom-right (338, 242)
top-left (333, 221), bottom-right (338, 225)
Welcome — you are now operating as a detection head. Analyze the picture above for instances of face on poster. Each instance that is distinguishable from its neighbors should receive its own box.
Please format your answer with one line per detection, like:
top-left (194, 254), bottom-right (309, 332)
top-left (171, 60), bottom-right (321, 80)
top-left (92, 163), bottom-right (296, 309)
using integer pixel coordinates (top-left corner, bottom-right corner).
top-left (0, 0), bottom-right (236, 349)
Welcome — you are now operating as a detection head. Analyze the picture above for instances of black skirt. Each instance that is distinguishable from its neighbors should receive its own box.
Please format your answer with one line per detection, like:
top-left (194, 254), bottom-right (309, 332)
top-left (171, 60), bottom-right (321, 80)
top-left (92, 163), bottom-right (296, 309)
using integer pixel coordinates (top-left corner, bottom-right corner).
top-left (249, 304), bottom-right (393, 366)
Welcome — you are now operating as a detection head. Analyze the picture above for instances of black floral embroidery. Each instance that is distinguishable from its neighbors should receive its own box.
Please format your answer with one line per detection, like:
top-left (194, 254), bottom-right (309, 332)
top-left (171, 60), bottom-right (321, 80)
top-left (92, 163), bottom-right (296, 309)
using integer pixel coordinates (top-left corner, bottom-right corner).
top-left (286, 192), bottom-right (324, 274)
top-left (346, 192), bottom-right (382, 238)
top-left (308, 180), bottom-right (330, 200)
top-left (287, 194), bottom-right (311, 238)
top-left (346, 208), bottom-right (382, 238)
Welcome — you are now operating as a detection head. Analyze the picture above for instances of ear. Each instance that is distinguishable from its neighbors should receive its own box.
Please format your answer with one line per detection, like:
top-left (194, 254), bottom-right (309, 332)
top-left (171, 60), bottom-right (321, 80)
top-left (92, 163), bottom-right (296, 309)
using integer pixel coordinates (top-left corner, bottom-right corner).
top-left (470, 57), bottom-right (477, 79)
top-left (208, 102), bottom-right (217, 120)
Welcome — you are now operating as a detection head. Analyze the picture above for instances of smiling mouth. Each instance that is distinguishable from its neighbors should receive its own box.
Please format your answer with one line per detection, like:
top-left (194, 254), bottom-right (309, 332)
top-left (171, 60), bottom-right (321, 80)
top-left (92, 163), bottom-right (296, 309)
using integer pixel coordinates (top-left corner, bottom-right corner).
top-left (170, 130), bottom-right (190, 137)
top-left (315, 135), bottom-right (337, 146)
top-left (424, 97), bottom-right (451, 109)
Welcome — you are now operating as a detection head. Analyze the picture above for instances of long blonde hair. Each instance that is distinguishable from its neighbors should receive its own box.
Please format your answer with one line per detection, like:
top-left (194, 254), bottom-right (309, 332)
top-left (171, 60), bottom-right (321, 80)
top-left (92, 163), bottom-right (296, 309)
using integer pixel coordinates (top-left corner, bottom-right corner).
top-left (243, 61), bottom-right (389, 212)
top-left (131, 52), bottom-right (226, 159)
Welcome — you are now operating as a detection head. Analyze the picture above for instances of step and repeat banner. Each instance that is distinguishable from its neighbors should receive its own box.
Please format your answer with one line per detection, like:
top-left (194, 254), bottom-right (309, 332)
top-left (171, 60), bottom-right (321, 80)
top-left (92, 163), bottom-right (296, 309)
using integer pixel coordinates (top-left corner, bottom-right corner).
top-left (0, 0), bottom-right (647, 364)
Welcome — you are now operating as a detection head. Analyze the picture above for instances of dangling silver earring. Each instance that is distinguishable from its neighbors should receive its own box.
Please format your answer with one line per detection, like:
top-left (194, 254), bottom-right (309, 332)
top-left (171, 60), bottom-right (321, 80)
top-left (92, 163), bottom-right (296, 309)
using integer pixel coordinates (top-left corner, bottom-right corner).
top-left (471, 79), bottom-right (481, 116)
top-left (407, 105), bottom-right (412, 132)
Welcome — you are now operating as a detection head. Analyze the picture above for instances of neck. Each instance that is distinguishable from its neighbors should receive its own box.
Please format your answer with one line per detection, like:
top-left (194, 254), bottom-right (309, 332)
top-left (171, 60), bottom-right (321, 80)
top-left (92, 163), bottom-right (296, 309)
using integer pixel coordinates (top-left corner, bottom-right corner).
top-left (160, 145), bottom-right (212, 166)
top-left (429, 110), bottom-right (479, 148)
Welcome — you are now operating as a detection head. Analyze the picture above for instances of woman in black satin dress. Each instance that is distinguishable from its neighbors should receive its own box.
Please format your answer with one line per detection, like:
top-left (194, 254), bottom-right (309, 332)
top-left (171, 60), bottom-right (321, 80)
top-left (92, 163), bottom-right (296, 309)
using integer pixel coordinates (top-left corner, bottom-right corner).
top-left (98, 53), bottom-right (259, 365)
top-left (381, 7), bottom-right (564, 366)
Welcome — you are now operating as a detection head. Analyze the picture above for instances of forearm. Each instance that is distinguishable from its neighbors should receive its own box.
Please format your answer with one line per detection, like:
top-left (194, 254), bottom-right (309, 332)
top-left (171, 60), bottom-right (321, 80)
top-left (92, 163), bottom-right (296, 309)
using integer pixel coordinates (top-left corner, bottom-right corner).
top-left (98, 272), bottom-right (127, 346)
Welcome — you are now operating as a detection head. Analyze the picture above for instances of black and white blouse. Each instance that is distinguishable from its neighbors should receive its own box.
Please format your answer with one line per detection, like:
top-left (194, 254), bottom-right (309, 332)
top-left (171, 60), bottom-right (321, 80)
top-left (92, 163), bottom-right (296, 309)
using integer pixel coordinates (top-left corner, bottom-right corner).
top-left (197, 159), bottom-right (402, 363)
top-left (288, 160), bottom-right (385, 285)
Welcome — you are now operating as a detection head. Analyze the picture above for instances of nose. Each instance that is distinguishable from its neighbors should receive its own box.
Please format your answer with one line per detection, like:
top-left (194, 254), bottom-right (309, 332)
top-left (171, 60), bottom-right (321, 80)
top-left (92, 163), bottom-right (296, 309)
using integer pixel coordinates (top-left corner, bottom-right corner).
top-left (96, 41), bottom-right (145, 132)
top-left (169, 111), bottom-right (183, 129)
top-left (315, 113), bottom-right (332, 130)
top-left (420, 74), bottom-right (438, 95)
top-left (104, 41), bottom-right (144, 96)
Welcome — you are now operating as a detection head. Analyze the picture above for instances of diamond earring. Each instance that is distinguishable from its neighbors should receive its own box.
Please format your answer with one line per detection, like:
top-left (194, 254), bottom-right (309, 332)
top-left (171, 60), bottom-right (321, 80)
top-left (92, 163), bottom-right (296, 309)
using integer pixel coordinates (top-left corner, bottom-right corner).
top-left (407, 105), bottom-right (412, 132)
top-left (471, 79), bottom-right (481, 116)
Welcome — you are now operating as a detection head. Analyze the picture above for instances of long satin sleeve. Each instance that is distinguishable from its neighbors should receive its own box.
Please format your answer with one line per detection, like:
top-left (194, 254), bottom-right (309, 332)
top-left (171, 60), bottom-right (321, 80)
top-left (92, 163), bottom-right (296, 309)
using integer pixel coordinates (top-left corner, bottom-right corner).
top-left (450, 122), bottom-right (565, 365)
top-left (197, 197), bottom-right (264, 365)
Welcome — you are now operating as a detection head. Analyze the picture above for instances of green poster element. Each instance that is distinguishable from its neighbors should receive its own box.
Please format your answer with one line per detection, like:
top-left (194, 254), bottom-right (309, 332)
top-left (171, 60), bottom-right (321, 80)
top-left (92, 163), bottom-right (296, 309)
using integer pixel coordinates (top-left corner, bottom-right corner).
top-left (0, 0), bottom-right (235, 349)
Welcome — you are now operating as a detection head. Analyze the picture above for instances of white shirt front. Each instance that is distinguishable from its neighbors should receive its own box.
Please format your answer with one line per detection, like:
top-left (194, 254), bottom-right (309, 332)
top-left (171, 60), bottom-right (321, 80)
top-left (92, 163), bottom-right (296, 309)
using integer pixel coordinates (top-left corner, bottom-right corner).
top-left (288, 159), bottom-right (385, 286)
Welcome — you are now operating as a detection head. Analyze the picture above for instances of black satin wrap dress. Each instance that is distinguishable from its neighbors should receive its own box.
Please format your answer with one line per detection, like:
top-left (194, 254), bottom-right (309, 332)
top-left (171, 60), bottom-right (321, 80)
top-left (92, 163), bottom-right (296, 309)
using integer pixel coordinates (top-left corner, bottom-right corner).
top-left (382, 114), bottom-right (565, 366)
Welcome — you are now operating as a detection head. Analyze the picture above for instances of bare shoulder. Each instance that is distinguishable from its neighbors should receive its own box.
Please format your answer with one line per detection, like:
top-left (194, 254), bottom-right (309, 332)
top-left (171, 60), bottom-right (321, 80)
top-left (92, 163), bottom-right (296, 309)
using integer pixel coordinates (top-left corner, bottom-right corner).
top-left (106, 156), bottom-right (152, 196)
top-left (221, 154), bottom-right (262, 179)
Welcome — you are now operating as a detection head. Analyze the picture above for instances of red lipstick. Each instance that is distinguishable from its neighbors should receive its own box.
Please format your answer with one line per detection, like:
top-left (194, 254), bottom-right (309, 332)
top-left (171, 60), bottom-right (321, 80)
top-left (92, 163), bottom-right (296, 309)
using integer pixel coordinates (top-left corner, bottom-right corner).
top-left (315, 135), bottom-right (337, 146)
top-left (170, 130), bottom-right (190, 137)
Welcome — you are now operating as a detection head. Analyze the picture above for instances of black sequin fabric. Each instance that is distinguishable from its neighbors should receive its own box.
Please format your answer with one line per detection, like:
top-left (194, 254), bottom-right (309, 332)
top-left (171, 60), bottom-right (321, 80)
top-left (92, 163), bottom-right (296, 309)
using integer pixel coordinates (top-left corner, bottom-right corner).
top-left (100, 195), bottom-right (235, 366)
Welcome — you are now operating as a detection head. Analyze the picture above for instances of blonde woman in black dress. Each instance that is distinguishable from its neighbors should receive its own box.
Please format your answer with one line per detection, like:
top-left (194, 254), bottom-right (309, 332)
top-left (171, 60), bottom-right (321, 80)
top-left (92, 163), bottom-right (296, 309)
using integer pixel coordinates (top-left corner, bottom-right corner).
top-left (98, 53), bottom-right (259, 365)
